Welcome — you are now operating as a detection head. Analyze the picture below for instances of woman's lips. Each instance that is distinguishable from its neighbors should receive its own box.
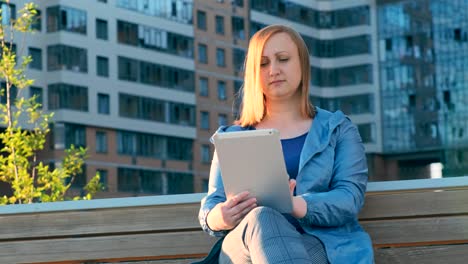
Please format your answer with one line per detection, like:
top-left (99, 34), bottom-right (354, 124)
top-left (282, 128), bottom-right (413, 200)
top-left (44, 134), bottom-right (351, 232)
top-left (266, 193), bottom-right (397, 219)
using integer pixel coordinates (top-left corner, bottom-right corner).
top-left (269, 80), bottom-right (285, 85)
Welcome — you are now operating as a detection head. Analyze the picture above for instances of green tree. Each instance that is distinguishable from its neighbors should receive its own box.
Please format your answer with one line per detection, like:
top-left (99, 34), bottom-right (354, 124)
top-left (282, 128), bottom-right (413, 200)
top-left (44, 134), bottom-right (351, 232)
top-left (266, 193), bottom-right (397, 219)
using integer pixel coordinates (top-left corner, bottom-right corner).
top-left (0, 2), bottom-right (102, 204)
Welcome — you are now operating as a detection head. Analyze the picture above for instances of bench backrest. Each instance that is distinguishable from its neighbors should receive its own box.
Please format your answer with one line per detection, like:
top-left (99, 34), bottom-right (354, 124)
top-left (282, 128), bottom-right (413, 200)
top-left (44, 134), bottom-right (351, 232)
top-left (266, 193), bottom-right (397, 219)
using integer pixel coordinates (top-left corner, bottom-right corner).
top-left (0, 177), bottom-right (467, 263)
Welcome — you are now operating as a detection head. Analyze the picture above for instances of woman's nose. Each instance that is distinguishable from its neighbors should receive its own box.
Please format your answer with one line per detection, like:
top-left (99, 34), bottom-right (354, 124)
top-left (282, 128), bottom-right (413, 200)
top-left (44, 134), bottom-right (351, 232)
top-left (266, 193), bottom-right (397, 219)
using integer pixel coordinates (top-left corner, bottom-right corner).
top-left (269, 62), bottom-right (280, 76)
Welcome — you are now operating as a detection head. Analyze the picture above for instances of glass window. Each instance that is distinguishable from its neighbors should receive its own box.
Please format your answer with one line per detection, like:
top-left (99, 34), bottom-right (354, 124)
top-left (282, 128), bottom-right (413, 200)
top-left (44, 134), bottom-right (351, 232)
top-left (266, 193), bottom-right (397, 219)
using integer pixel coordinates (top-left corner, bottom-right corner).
top-left (31, 9), bottom-right (41, 31)
top-left (166, 172), bottom-right (193, 194)
top-left (198, 44), bottom-right (208, 64)
top-left (48, 83), bottom-right (88, 111)
top-left (218, 113), bottom-right (228, 126)
top-left (118, 20), bottom-right (194, 58)
top-left (116, 0), bottom-right (193, 24)
top-left (96, 169), bottom-right (108, 191)
top-left (119, 93), bottom-right (166, 123)
top-left (118, 56), bottom-right (194, 92)
top-left (65, 123), bottom-right (86, 148)
top-left (29, 47), bottom-right (42, 70)
top-left (217, 81), bottom-right (226, 100)
top-left (232, 16), bottom-right (245, 40)
top-left (97, 93), bottom-right (110, 115)
top-left (96, 18), bottom-right (108, 40)
top-left (96, 131), bottom-right (108, 153)
top-left (199, 77), bottom-right (209, 97)
top-left (47, 44), bottom-right (88, 73)
top-left (30, 86), bottom-right (43, 108)
top-left (233, 48), bottom-right (245, 73)
top-left (1, 2), bottom-right (16, 25)
top-left (167, 136), bottom-right (193, 160)
top-left (215, 15), bottom-right (224, 35)
top-left (201, 144), bottom-right (210, 163)
top-left (96, 56), bottom-right (109, 77)
top-left (216, 48), bottom-right (225, 67)
top-left (169, 102), bottom-right (196, 126)
top-left (197, 10), bottom-right (206, 30)
top-left (357, 123), bottom-right (376, 143)
top-left (201, 111), bottom-right (210, 130)
top-left (46, 6), bottom-right (87, 34)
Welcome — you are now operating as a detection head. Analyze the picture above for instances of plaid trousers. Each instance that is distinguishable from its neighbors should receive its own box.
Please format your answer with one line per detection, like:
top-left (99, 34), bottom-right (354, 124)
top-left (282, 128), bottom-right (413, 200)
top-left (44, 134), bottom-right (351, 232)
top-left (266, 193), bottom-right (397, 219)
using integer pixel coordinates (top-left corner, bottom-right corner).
top-left (218, 206), bottom-right (329, 264)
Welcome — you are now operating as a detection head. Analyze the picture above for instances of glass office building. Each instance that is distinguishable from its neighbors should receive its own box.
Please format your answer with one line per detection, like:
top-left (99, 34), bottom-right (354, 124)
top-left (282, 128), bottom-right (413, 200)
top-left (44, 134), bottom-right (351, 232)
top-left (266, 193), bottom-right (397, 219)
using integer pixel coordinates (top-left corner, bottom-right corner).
top-left (378, 0), bottom-right (468, 176)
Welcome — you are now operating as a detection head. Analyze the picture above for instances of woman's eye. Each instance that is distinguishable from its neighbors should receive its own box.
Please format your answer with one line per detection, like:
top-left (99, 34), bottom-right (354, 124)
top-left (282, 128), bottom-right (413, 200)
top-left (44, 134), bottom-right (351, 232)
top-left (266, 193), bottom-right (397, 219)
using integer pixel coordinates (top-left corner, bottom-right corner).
top-left (279, 58), bottom-right (289, 62)
top-left (260, 62), bottom-right (268, 67)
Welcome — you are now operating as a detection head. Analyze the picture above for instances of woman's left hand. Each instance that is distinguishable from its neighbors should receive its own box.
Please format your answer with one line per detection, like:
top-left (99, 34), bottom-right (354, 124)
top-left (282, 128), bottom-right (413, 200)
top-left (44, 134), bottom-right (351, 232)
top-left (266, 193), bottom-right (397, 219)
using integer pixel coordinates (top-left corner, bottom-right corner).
top-left (289, 179), bottom-right (307, 219)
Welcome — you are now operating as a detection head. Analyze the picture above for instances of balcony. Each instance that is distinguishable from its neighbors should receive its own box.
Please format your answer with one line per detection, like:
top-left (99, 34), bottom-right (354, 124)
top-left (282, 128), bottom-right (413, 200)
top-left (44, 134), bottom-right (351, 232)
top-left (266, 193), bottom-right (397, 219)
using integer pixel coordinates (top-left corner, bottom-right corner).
top-left (0, 177), bottom-right (467, 263)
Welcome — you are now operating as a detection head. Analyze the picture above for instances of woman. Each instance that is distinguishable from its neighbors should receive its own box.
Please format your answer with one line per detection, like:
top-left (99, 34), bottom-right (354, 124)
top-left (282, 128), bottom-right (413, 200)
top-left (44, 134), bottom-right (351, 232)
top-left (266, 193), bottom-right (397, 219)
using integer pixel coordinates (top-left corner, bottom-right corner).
top-left (198, 25), bottom-right (373, 264)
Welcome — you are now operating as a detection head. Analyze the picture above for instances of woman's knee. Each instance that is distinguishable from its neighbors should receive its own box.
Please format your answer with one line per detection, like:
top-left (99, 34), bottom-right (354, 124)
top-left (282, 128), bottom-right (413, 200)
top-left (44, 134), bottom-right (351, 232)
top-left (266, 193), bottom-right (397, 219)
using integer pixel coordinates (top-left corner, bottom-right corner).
top-left (243, 206), bottom-right (283, 224)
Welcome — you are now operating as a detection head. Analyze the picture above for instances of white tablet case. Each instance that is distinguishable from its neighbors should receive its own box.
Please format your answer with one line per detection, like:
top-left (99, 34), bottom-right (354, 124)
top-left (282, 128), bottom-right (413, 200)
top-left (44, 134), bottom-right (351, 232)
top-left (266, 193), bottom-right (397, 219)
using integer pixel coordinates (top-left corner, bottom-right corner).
top-left (213, 129), bottom-right (293, 213)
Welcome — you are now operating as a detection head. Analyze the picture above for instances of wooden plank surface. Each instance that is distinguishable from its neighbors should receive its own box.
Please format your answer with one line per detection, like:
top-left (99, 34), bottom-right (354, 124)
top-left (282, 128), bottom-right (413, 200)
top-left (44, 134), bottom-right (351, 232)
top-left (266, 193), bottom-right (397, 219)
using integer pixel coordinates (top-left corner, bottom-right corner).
top-left (0, 204), bottom-right (200, 240)
top-left (374, 243), bottom-right (468, 264)
top-left (362, 215), bottom-right (468, 246)
top-left (360, 189), bottom-right (468, 219)
top-left (0, 231), bottom-right (217, 263)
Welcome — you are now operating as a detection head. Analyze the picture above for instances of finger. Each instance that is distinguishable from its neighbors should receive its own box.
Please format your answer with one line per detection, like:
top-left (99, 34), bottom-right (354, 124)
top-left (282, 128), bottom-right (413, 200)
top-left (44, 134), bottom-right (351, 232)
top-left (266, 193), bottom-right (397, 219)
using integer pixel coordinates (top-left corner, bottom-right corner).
top-left (229, 197), bottom-right (256, 215)
top-left (226, 191), bottom-right (250, 208)
top-left (232, 202), bottom-right (257, 222)
top-left (289, 179), bottom-right (296, 194)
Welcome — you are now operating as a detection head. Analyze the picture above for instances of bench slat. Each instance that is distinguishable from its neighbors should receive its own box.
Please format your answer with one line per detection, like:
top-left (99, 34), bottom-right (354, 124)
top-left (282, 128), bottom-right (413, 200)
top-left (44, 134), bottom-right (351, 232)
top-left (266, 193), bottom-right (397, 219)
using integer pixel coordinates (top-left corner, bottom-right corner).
top-left (0, 204), bottom-right (200, 240)
top-left (362, 215), bottom-right (468, 246)
top-left (0, 231), bottom-right (217, 263)
top-left (374, 243), bottom-right (468, 264)
top-left (360, 188), bottom-right (468, 220)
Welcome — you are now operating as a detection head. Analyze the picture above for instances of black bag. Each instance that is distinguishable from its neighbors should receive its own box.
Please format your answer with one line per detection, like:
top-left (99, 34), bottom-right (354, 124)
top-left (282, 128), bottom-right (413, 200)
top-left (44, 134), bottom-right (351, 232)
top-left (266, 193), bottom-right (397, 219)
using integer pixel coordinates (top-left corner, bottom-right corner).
top-left (192, 237), bottom-right (225, 264)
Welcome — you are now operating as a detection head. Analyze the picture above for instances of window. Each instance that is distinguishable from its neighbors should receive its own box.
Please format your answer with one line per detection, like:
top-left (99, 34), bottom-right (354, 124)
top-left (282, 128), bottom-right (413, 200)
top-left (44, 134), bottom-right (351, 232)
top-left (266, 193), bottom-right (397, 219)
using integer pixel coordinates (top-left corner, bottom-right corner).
top-left (31, 9), bottom-right (41, 31)
top-left (234, 0), bottom-right (244, 7)
top-left (1, 2), bottom-right (16, 25)
top-left (117, 56), bottom-right (195, 92)
top-left (201, 144), bottom-right (210, 163)
top-left (201, 111), bottom-right (210, 130)
top-left (48, 83), bottom-right (88, 111)
top-left (29, 47), bottom-right (42, 70)
top-left (218, 113), bottom-right (228, 126)
top-left (167, 137), bottom-right (193, 160)
top-left (47, 44), bottom-right (88, 73)
top-left (233, 48), bottom-right (245, 73)
top-left (96, 56), bottom-right (109, 77)
top-left (96, 169), bottom-right (108, 191)
top-left (117, 20), bottom-right (194, 58)
top-left (97, 93), bottom-right (110, 114)
top-left (119, 93), bottom-right (166, 123)
top-left (96, 18), bottom-right (108, 40)
top-left (199, 77), bottom-right (209, 97)
top-left (215, 15), bottom-right (224, 35)
top-left (232, 17), bottom-right (245, 40)
top-left (169, 102), bottom-right (196, 126)
top-left (197, 10), bottom-right (206, 30)
top-left (30, 87), bottom-right (43, 108)
top-left (216, 48), bottom-right (225, 67)
top-left (198, 44), bottom-right (208, 64)
top-left (96, 131), bottom-right (108, 153)
top-left (217, 81), bottom-right (226, 100)
top-left (46, 6), bottom-right (87, 34)
top-left (65, 123), bottom-right (86, 148)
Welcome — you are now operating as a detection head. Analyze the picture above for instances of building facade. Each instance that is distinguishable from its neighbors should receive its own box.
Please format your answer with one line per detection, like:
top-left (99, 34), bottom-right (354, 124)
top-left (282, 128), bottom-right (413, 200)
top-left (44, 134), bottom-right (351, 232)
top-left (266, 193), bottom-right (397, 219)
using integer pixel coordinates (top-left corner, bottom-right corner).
top-left (2, 0), bottom-right (466, 199)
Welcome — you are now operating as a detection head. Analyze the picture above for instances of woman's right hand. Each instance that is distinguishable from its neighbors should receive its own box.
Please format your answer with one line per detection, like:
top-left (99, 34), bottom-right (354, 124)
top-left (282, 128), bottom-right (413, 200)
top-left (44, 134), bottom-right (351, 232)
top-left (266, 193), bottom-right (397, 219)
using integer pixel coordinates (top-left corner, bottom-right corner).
top-left (206, 191), bottom-right (257, 231)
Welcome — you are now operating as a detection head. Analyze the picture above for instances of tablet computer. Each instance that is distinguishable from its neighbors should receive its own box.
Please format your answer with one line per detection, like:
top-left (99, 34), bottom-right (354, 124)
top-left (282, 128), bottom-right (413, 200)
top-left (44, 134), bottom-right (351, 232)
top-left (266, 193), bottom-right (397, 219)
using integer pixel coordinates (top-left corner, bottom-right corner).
top-left (212, 129), bottom-right (293, 213)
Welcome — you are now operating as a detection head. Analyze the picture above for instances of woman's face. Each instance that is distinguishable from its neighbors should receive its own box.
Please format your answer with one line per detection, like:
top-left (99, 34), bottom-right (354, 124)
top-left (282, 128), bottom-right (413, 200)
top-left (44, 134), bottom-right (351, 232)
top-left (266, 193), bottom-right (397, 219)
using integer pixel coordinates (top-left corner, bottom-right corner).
top-left (259, 32), bottom-right (302, 102)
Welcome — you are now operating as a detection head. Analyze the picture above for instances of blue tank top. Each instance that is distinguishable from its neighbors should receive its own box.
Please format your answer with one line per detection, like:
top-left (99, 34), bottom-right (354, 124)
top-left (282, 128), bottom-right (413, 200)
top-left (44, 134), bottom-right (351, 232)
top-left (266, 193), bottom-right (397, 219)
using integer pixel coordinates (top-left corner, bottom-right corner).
top-left (280, 132), bottom-right (308, 233)
top-left (280, 132), bottom-right (308, 180)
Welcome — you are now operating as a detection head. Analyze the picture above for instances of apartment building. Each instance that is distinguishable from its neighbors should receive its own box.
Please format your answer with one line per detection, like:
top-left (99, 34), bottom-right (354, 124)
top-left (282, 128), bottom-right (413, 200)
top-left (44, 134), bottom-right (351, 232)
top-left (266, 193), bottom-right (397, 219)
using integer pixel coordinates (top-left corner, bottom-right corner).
top-left (2, 0), bottom-right (465, 199)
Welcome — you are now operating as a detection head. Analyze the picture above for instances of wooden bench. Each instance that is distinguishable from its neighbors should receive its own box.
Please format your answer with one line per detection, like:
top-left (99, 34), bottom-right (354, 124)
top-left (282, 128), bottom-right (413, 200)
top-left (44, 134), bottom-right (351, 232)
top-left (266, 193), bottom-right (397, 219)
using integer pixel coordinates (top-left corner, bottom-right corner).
top-left (0, 176), bottom-right (466, 263)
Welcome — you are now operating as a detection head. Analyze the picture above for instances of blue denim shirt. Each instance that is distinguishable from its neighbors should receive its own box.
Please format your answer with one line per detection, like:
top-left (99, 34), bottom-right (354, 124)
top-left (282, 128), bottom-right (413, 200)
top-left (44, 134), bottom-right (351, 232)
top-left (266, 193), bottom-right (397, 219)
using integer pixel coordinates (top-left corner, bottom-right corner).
top-left (199, 107), bottom-right (374, 264)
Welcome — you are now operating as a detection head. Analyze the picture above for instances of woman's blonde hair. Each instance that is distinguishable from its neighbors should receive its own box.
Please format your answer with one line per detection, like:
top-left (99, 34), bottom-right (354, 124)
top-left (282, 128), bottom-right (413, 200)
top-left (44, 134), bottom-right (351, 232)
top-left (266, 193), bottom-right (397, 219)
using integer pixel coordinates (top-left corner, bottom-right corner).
top-left (235, 24), bottom-right (315, 127)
